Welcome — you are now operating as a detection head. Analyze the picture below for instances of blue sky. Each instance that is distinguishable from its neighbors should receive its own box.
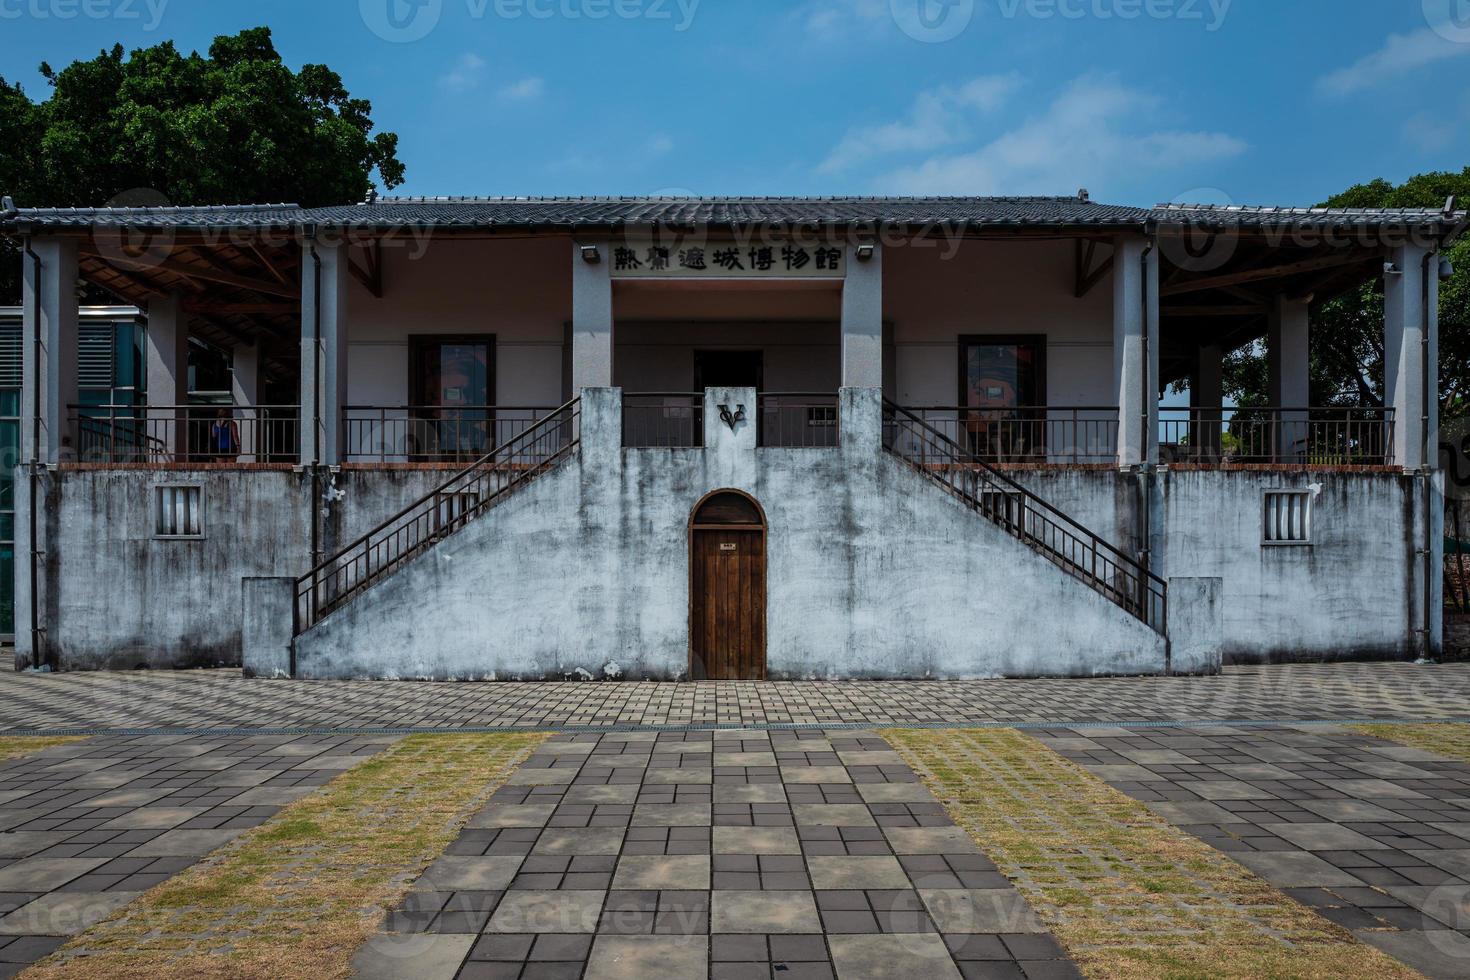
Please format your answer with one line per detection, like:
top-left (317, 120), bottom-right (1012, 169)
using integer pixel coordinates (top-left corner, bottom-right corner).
top-left (2, 0), bottom-right (1469, 206)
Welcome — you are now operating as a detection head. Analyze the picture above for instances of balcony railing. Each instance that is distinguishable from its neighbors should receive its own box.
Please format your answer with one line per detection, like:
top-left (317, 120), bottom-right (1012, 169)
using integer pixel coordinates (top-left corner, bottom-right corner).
top-left (69, 405), bottom-right (300, 464)
top-left (623, 393), bottom-right (704, 448)
top-left (892, 407), bottom-right (1119, 464)
top-left (341, 406), bottom-right (562, 463)
top-left (1159, 407), bottom-right (1395, 466)
top-left (758, 393), bottom-right (839, 448)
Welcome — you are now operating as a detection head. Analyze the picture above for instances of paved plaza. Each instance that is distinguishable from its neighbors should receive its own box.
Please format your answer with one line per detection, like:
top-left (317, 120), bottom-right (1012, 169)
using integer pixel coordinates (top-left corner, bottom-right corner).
top-left (0, 666), bottom-right (1463, 976)
top-left (0, 663), bottom-right (1465, 733)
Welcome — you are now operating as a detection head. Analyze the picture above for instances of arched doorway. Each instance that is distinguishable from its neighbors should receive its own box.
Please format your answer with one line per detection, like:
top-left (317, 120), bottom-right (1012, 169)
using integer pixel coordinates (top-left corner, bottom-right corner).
top-left (689, 490), bottom-right (767, 680)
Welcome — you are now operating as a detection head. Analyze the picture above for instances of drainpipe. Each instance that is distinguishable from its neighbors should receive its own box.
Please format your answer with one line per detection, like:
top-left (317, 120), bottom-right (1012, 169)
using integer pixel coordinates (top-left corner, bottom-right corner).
top-left (308, 238), bottom-right (323, 631)
top-left (1140, 233), bottom-right (1163, 665)
top-left (1421, 248), bottom-right (1435, 660)
top-left (21, 238), bottom-right (45, 669)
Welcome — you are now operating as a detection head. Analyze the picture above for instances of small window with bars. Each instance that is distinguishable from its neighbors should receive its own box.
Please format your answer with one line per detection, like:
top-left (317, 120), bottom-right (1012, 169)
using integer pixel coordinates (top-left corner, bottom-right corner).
top-left (155, 485), bottom-right (204, 538)
top-left (1263, 490), bottom-right (1311, 546)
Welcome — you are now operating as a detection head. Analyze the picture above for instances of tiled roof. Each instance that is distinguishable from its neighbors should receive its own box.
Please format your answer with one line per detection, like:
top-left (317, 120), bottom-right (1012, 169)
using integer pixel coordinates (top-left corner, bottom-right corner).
top-left (1154, 202), bottom-right (1467, 229)
top-left (297, 195), bottom-right (1150, 228)
top-left (2, 195), bottom-right (1464, 232)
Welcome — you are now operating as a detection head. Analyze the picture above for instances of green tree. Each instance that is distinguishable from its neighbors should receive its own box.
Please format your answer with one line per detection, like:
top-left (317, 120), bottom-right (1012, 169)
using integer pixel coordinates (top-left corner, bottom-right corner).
top-left (0, 26), bottom-right (405, 301)
top-left (1221, 168), bottom-right (1469, 422)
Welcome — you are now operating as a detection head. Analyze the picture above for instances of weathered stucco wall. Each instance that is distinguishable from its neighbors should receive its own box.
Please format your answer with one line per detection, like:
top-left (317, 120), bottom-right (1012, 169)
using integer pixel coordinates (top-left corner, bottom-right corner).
top-left (293, 389), bottom-right (1168, 681)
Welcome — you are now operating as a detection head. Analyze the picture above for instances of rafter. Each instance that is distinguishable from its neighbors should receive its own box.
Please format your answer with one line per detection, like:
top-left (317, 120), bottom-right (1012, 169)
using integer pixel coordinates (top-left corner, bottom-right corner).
top-left (79, 248), bottom-right (299, 299)
top-left (1160, 251), bottom-right (1374, 298)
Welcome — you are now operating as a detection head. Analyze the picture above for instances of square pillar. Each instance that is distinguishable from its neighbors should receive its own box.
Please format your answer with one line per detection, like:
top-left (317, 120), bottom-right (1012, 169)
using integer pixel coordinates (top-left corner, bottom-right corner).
top-left (577, 386), bottom-right (622, 470)
top-left (1191, 343), bottom-right (1224, 460)
top-left (1112, 236), bottom-right (1148, 467)
top-left (1268, 295), bottom-right (1311, 462)
top-left (232, 342), bottom-right (261, 461)
top-left (572, 240), bottom-right (613, 391)
top-left (21, 237), bottom-right (79, 465)
top-left (1385, 244), bottom-right (1434, 470)
top-left (145, 292), bottom-right (188, 458)
top-left (841, 243), bottom-right (883, 389)
top-left (301, 240), bottom-right (347, 465)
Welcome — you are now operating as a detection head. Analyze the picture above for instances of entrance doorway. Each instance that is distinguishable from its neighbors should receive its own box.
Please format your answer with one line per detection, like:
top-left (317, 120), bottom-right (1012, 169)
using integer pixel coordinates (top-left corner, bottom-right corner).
top-left (689, 490), bottom-right (767, 680)
top-left (694, 350), bottom-right (763, 391)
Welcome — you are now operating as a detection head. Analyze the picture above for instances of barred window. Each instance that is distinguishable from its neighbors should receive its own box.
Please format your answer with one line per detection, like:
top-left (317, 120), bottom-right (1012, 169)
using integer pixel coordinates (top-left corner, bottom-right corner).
top-left (155, 485), bottom-right (203, 538)
top-left (1263, 490), bottom-right (1311, 545)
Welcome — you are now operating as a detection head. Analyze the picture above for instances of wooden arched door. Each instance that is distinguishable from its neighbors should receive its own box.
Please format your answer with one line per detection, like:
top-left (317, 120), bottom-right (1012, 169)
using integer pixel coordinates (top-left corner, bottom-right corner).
top-left (689, 490), bottom-right (767, 680)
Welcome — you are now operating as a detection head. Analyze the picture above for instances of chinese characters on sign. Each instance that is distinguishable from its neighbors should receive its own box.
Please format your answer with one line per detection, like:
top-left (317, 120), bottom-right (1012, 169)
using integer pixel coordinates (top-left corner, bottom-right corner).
top-left (609, 240), bottom-right (846, 279)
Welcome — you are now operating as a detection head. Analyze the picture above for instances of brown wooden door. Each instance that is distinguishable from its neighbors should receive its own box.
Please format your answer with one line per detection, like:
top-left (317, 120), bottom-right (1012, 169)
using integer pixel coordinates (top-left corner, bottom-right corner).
top-left (690, 527), bottom-right (766, 680)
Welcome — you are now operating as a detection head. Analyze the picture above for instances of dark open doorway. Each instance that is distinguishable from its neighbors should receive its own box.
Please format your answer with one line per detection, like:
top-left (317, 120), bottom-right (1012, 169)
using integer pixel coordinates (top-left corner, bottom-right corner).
top-left (694, 350), bottom-right (763, 391)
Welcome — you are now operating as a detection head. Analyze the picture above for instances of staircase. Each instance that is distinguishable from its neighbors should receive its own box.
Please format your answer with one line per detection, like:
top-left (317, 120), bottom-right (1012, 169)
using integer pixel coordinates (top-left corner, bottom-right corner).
top-left (294, 399), bottom-right (581, 632)
top-left (882, 400), bottom-right (1167, 634)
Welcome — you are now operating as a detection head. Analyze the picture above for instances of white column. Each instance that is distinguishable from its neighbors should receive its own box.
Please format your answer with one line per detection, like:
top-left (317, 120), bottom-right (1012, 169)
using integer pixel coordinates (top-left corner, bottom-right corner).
top-left (145, 292), bottom-right (188, 458)
top-left (1268, 295), bottom-right (1311, 462)
top-left (301, 240), bottom-right (347, 465)
top-left (1385, 244), bottom-right (1433, 470)
top-left (232, 342), bottom-right (260, 461)
top-left (841, 244), bottom-right (883, 389)
top-left (1192, 343), bottom-right (1224, 459)
top-left (571, 240), bottom-right (613, 391)
top-left (21, 237), bottom-right (79, 464)
top-left (1112, 236), bottom-right (1146, 467)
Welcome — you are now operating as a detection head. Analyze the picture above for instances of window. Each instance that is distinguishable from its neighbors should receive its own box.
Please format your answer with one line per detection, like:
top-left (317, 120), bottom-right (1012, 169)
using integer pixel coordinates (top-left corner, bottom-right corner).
top-left (155, 485), bottom-right (203, 538)
top-left (1263, 490), bottom-right (1311, 545)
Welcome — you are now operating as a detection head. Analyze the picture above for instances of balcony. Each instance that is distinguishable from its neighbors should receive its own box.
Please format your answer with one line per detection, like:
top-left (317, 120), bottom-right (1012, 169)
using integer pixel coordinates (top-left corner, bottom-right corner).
top-left (69, 405), bottom-right (300, 464)
top-left (341, 406), bottom-right (563, 464)
top-left (621, 392), bottom-right (840, 448)
top-left (889, 407), bottom-right (1120, 465)
top-left (1160, 407), bottom-right (1395, 466)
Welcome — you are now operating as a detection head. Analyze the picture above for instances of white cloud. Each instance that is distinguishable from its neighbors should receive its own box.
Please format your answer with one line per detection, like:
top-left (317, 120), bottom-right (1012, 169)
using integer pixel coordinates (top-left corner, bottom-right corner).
top-left (439, 53), bottom-right (487, 93)
top-left (1316, 28), bottom-right (1470, 97)
top-left (798, 0), bottom-right (888, 41)
top-left (871, 74), bottom-right (1247, 196)
top-left (818, 74), bottom-right (1023, 174)
top-left (497, 76), bottom-right (546, 102)
top-left (643, 133), bottom-right (675, 157)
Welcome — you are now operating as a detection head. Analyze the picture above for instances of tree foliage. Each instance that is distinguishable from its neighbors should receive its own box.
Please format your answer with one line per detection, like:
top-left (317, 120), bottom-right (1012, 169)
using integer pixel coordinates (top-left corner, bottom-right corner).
top-left (1222, 168), bottom-right (1469, 421)
top-left (0, 26), bottom-right (405, 301)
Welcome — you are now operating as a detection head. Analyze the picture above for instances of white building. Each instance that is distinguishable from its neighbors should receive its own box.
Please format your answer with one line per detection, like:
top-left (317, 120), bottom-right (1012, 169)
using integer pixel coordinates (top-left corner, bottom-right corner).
top-left (1, 195), bottom-right (1460, 679)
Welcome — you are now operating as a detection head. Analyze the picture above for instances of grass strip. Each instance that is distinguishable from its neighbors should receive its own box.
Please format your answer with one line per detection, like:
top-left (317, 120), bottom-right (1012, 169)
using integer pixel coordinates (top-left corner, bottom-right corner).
top-left (1347, 723), bottom-right (1470, 763)
top-left (25, 731), bottom-right (545, 980)
top-left (0, 737), bottom-right (84, 761)
top-left (884, 727), bottom-right (1420, 980)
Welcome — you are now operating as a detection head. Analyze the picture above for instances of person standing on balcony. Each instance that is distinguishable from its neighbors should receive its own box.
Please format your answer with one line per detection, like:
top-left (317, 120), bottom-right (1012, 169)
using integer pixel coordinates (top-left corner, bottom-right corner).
top-left (208, 408), bottom-right (241, 462)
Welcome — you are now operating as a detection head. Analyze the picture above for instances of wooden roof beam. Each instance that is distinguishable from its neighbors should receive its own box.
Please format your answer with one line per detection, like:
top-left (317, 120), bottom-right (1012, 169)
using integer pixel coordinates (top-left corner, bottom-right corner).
top-left (1160, 251), bottom-right (1375, 298)
top-left (79, 248), bottom-right (299, 299)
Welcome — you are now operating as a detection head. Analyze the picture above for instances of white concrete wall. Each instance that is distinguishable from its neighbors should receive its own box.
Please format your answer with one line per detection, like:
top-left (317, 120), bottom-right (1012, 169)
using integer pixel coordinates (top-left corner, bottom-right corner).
top-left (344, 237), bottom-right (571, 408)
top-left (885, 239), bottom-right (1115, 407)
top-left (294, 389), bottom-right (1167, 681)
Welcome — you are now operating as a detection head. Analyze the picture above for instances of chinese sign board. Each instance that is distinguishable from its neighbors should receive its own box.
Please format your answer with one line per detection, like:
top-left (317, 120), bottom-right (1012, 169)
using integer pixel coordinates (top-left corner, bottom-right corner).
top-left (609, 240), bottom-right (846, 279)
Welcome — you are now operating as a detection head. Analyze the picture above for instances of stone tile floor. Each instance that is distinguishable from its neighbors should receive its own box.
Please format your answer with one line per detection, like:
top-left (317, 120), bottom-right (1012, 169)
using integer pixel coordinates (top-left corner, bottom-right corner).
top-left (1037, 724), bottom-right (1470, 978)
top-left (353, 729), bottom-right (1080, 980)
top-left (0, 663), bottom-right (1466, 732)
top-left (0, 733), bottom-right (393, 977)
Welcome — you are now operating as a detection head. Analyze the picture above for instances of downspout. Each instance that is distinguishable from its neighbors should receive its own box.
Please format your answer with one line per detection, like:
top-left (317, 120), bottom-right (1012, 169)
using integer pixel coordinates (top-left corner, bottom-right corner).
top-left (1421, 248), bottom-right (1435, 660)
top-left (308, 237), bottom-right (323, 635)
top-left (1140, 233), bottom-right (1161, 664)
top-left (21, 238), bottom-right (44, 669)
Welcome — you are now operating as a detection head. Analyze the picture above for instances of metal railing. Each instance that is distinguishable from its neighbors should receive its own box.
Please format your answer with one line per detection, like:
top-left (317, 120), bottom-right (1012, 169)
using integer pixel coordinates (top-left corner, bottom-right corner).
top-left (342, 406), bottom-right (562, 463)
top-left (758, 393), bottom-right (839, 448)
top-left (295, 398), bottom-right (581, 631)
top-left (883, 400), bottom-right (1167, 634)
top-left (895, 406), bottom-right (1119, 464)
top-left (1159, 407), bottom-right (1395, 466)
top-left (624, 393), bottom-right (703, 448)
top-left (69, 405), bottom-right (300, 464)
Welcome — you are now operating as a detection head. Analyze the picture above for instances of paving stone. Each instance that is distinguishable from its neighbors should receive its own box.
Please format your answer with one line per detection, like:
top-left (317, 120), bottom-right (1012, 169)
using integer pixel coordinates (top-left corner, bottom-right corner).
top-left (713, 827), bottom-right (801, 855)
top-left (829, 933), bottom-right (963, 979)
top-left (611, 855), bottom-right (711, 890)
top-left (585, 934), bottom-right (708, 979)
top-left (0, 890), bottom-right (142, 935)
top-left (419, 856), bottom-right (525, 892)
top-left (351, 933), bottom-right (475, 980)
top-left (711, 891), bottom-right (822, 934)
top-left (808, 856), bottom-right (912, 890)
top-left (486, 890), bottom-right (605, 933)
